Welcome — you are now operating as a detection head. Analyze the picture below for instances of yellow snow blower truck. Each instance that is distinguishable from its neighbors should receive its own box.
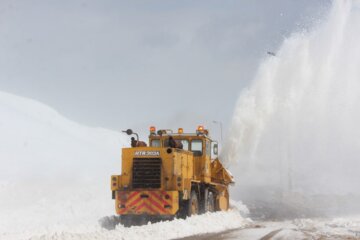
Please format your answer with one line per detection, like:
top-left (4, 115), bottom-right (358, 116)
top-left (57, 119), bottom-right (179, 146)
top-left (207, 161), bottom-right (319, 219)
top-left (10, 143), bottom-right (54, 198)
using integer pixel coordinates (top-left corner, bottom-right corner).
top-left (110, 126), bottom-right (234, 226)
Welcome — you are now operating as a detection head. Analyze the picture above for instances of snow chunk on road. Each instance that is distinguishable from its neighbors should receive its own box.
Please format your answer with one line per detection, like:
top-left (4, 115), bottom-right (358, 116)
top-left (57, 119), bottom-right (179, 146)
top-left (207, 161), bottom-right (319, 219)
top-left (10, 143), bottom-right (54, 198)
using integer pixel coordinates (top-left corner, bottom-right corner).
top-left (28, 210), bottom-right (250, 240)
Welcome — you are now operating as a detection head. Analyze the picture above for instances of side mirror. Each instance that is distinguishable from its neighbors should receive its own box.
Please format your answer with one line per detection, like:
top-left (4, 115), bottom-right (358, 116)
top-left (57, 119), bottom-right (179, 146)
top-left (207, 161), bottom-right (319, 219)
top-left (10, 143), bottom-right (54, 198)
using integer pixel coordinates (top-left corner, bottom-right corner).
top-left (122, 129), bottom-right (139, 142)
top-left (123, 129), bottom-right (133, 135)
top-left (213, 143), bottom-right (218, 155)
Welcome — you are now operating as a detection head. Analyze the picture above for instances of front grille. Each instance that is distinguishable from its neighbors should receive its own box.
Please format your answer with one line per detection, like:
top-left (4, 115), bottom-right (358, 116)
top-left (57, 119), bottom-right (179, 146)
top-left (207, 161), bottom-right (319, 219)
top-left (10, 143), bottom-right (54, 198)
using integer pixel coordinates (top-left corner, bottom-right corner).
top-left (132, 158), bottom-right (161, 189)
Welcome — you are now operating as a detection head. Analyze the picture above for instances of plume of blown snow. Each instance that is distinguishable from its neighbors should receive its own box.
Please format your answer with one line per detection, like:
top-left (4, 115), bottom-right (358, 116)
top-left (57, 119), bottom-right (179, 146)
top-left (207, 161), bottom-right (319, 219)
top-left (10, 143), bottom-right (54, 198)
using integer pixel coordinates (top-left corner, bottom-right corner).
top-left (223, 0), bottom-right (360, 197)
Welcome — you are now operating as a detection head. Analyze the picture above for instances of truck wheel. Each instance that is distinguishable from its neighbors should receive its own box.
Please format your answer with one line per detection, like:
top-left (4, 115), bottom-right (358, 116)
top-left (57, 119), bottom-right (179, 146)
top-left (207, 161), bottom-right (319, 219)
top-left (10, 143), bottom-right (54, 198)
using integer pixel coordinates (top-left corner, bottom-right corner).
top-left (177, 201), bottom-right (188, 219)
top-left (120, 216), bottom-right (133, 227)
top-left (205, 192), bottom-right (215, 212)
top-left (188, 190), bottom-right (199, 216)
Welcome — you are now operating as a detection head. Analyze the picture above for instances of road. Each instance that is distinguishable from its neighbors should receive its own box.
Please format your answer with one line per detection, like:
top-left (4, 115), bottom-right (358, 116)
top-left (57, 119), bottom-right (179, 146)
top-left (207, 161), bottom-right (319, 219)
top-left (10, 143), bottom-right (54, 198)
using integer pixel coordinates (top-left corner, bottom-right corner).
top-left (178, 219), bottom-right (360, 240)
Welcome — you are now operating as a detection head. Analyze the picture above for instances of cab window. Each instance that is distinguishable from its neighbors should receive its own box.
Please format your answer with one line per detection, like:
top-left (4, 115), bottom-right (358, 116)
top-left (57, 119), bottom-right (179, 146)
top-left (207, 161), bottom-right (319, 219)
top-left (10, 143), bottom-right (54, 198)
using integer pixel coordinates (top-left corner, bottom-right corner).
top-left (180, 140), bottom-right (189, 151)
top-left (164, 139), bottom-right (189, 150)
top-left (191, 140), bottom-right (203, 156)
top-left (150, 139), bottom-right (161, 147)
top-left (206, 140), bottom-right (211, 156)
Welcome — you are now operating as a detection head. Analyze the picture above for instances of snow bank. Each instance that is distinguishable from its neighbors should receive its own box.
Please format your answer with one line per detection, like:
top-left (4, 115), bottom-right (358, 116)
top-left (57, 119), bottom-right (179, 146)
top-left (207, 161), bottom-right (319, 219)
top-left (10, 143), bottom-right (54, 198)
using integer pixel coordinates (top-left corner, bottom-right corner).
top-left (0, 91), bottom-right (126, 180)
top-left (26, 210), bottom-right (249, 240)
top-left (0, 91), bottom-right (127, 239)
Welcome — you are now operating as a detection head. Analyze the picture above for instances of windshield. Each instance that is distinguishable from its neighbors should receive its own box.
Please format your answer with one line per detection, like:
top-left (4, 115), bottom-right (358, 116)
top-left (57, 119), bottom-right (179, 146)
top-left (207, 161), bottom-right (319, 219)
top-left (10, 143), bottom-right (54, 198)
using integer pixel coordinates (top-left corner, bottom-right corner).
top-left (191, 140), bottom-right (203, 156)
top-left (179, 140), bottom-right (189, 151)
top-left (150, 139), bottom-right (161, 147)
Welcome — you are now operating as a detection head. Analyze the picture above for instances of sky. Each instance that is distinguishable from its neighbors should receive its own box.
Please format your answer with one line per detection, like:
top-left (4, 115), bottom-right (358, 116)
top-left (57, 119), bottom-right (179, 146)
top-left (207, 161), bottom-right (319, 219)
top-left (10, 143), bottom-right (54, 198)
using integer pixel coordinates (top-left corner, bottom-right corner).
top-left (0, 0), bottom-right (331, 139)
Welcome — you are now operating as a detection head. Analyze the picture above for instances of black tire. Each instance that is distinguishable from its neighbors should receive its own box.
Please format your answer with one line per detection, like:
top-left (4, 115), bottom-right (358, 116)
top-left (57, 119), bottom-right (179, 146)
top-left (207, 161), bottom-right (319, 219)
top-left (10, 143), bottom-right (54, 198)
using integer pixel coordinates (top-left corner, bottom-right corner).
top-left (188, 190), bottom-right (199, 216)
top-left (177, 200), bottom-right (188, 219)
top-left (205, 191), bottom-right (215, 212)
top-left (120, 216), bottom-right (133, 227)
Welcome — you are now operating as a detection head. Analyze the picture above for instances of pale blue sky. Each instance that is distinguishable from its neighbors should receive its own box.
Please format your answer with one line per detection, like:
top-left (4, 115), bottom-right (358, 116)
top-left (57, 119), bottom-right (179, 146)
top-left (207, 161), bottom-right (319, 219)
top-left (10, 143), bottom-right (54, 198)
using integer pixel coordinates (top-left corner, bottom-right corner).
top-left (0, 0), bottom-right (330, 138)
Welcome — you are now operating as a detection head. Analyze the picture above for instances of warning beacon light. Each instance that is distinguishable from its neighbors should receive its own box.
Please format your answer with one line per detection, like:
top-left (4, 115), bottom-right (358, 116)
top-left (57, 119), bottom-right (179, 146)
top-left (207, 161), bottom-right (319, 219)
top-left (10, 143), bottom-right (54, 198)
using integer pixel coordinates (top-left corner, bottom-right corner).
top-left (196, 125), bottom-right (205, 135)
top-left (178, 128), bottom-right (184, 134)
top-left (150, 126), bottom-right (156, 134)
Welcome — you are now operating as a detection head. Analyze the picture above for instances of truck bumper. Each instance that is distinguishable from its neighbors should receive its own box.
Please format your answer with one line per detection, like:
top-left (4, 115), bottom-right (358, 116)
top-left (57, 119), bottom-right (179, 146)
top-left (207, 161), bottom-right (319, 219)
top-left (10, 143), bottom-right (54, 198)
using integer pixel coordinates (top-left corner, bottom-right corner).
top-left (115, 190), bottom-right (179, 216)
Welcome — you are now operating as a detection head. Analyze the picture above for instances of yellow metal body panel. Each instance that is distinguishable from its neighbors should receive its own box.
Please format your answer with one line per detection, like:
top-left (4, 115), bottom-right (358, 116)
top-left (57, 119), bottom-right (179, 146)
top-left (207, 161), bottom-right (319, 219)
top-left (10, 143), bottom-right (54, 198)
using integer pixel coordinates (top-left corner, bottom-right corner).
top-left (217, 188), bottom-right (229, 211)
top-left (119, 147), bottom-right (194, 195)
top-left (111, 175), bottom-right (121, 191)
top-left (150, 135), bottom-right (213, 184)
top-left (211, 158), bottom-right (234, 185)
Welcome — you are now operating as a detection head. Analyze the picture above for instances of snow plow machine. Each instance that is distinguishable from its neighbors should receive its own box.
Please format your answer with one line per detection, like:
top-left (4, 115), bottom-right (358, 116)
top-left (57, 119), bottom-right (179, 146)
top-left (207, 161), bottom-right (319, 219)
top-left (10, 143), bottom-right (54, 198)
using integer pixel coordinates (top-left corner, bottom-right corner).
top-left (110, 126), bottom-right (234, 227)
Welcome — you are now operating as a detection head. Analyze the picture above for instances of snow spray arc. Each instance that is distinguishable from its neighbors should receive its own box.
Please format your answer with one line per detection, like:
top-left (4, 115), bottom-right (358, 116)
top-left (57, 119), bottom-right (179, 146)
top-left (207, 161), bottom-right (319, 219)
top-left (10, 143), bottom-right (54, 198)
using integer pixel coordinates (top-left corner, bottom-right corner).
top-left (223, 0), bottom-right (360, 195)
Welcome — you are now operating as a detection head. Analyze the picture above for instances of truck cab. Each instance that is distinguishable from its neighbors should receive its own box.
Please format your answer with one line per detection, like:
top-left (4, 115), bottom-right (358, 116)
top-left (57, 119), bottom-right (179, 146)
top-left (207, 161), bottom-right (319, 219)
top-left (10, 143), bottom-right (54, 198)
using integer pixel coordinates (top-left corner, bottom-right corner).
top-left (148, 126), bottom-right (218, 183)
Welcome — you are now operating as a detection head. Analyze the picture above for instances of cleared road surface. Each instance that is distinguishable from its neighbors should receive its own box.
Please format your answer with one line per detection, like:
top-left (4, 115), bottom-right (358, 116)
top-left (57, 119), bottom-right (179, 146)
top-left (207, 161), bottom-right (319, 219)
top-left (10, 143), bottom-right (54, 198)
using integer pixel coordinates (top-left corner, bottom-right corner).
top-left (178, 219), bottom-right (360, 240)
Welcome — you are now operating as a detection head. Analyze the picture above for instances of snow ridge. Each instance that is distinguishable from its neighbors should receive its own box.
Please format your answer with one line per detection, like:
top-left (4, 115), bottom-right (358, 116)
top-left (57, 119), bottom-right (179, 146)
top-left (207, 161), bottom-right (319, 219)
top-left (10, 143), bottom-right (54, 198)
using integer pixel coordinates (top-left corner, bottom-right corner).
top-left (0, 91), bottom-right (127, 239)
top-left (28, 210), bottom-right (249, 240)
